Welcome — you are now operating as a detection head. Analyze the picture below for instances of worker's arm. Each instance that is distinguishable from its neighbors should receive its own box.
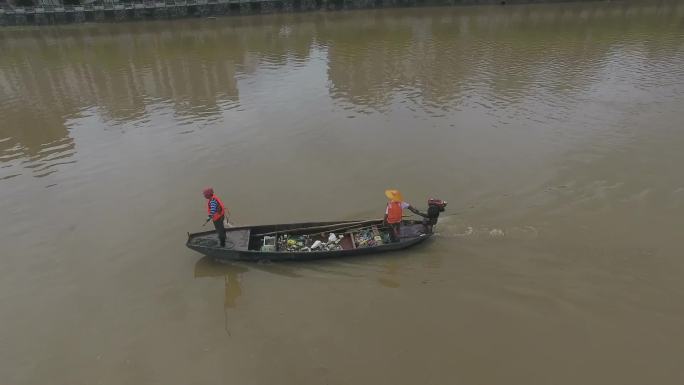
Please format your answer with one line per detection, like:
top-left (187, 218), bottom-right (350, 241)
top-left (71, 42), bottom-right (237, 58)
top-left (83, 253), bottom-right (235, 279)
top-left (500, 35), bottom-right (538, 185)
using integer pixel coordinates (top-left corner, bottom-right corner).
top-left (208, 199), bottom-right (218, 221)
top-left (407, 205), bottom-right (429, 218)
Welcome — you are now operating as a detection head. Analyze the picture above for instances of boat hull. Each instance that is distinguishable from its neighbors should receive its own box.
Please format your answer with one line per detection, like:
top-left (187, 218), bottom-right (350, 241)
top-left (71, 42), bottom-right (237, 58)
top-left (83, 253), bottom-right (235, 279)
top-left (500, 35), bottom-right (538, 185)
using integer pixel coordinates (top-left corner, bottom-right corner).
top-left (186, 220), bottom-right (432, 262)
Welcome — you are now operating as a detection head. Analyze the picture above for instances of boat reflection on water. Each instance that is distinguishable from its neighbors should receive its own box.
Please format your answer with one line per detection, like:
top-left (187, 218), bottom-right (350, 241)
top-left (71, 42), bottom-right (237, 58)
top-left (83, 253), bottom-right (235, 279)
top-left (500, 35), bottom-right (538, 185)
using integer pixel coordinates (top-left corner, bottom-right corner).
top-left (194, 256), bottom-right (248, 309)
top-left (192, 256), bottom-right (307, 312)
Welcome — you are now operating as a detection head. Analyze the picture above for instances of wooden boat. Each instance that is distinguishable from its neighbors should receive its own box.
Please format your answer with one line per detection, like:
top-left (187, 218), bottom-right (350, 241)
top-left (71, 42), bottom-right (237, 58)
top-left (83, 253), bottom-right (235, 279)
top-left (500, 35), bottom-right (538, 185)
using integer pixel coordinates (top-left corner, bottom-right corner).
top-left (186, 219), bottom-right (433, 262)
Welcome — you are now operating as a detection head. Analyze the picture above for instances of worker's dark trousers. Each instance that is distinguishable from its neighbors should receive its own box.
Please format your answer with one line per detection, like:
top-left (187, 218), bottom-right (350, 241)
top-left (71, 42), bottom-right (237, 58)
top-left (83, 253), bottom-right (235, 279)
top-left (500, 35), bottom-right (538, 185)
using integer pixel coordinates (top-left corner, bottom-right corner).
top-left (389, 223), bottom-right (401, 242)
top-left (213, 216), bottom-right (226, 247)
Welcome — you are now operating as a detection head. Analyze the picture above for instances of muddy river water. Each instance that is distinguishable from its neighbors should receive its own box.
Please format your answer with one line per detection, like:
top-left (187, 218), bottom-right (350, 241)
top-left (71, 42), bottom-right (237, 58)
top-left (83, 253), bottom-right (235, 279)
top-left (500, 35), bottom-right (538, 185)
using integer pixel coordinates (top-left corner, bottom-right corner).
top-left (1, 2), bottom-right (684, 384)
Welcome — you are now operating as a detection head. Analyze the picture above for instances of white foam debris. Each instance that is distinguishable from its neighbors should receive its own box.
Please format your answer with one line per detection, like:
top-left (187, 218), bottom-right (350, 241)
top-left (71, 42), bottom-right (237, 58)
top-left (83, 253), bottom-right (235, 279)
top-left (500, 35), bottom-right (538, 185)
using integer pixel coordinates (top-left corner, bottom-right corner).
top-left (489, 229), bottom-right (505, 237)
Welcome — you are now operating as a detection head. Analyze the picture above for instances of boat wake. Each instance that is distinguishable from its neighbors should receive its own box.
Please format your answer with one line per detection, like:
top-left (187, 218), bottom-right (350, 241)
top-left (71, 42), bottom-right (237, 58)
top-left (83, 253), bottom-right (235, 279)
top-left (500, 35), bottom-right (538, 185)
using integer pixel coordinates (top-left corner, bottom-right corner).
top-left (434, 217), bottom-right (539, 240)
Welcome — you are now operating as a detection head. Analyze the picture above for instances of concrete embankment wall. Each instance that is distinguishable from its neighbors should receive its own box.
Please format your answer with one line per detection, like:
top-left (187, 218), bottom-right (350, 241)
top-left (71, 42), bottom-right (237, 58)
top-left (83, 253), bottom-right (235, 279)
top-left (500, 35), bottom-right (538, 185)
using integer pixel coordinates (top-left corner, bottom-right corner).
top-left (0, 0), bottom-right (594, 26)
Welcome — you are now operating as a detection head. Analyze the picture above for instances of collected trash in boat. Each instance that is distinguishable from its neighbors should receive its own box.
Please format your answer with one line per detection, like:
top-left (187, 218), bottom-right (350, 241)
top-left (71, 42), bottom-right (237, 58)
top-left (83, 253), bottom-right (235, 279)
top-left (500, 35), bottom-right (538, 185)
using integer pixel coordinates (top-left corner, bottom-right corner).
top-left (260, 236), bottom-right (277, 252)
top-left (271, 233), bottom-right (344, 252)
top-left (261, 226), bottom-right (395, 252)
top-left (353, 228), bottom-right (391, 248)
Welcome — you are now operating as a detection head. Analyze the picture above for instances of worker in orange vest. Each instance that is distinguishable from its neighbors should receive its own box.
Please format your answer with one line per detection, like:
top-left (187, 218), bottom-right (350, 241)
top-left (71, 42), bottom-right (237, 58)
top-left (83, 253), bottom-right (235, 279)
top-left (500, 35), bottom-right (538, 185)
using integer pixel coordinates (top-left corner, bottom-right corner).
top-left (203, 187), bottom-right (229, 247)
top-left (383, 189), bottom-right (416, 242)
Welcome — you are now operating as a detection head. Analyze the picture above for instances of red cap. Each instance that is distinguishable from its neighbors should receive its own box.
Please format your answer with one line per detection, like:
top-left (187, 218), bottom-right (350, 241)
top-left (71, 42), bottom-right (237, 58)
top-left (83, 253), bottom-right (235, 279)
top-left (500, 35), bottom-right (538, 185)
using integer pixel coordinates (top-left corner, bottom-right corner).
top-left (203, 187), bottom-right (214, 199)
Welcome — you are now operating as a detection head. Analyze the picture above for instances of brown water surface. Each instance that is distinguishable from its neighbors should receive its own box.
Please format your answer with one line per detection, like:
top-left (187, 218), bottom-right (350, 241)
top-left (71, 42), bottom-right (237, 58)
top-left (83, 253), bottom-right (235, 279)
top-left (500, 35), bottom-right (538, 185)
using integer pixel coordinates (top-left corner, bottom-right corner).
top-left (1, 3), bottom-right (684, 384)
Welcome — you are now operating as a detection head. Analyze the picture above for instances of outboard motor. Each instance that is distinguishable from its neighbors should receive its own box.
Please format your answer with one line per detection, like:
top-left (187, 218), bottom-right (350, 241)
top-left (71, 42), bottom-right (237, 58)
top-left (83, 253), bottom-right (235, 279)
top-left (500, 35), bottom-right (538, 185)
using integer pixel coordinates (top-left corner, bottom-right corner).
top-left (406, 198), bottom-right (448, 234)
top-left (425, 198), bottom-right (448, 226)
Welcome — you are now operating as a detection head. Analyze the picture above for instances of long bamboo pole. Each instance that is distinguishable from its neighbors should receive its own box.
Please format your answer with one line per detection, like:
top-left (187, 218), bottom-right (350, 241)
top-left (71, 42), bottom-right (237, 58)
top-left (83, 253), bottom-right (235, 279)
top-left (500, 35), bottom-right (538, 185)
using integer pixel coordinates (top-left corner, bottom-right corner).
top-left (253, 219), bottom-right (381, 237)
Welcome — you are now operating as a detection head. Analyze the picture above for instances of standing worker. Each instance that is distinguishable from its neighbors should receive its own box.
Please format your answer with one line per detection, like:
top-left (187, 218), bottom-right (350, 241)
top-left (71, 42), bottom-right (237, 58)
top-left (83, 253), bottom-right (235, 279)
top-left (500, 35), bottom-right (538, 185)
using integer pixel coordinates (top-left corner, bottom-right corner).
top-left (203, 187), bottom-right (229, 247)
top-left (384, 189), bottom-right (413, 242)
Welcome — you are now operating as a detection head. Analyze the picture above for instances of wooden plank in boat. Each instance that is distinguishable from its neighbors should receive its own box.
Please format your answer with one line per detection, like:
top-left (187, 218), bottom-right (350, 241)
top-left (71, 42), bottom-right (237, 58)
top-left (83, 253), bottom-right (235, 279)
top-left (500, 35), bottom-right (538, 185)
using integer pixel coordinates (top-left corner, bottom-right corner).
top-left (347, 231), bottom-right (357, 249)
top-left (226, 229), bottom-right (250, 251)
top-left (340, 234), bottom-right (355, 250)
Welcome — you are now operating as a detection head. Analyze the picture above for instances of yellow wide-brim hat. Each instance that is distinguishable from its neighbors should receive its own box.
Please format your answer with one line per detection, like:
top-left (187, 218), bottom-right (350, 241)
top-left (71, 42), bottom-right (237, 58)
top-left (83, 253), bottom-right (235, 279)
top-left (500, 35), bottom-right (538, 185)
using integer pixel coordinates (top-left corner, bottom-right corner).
top-left (385, 189), bottom-right (403, 202)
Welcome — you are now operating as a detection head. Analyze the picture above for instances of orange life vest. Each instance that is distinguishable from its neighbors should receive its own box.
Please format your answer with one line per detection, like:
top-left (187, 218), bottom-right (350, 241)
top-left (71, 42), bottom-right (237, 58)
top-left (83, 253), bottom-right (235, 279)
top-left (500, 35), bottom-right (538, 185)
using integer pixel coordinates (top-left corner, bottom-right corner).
top-left (386, 201), bottom-right (403, 224)
top-left (207, 194), bottom-right (226, 222)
